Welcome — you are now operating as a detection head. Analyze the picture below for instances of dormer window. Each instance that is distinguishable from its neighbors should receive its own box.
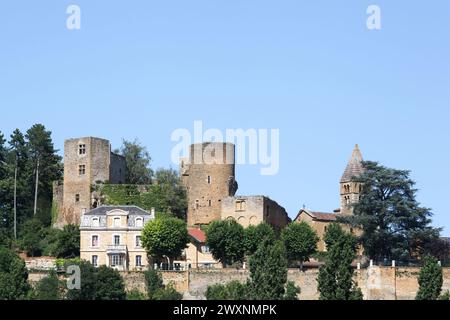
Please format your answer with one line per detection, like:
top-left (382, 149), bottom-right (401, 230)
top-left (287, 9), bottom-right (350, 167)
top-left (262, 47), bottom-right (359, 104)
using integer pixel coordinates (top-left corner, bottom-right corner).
top-left (135, 217), bottom-right (143, 228)
top-left (92, 217), bottom-right (99, 227)
top-left (113, 217), bottom-right (121, 228)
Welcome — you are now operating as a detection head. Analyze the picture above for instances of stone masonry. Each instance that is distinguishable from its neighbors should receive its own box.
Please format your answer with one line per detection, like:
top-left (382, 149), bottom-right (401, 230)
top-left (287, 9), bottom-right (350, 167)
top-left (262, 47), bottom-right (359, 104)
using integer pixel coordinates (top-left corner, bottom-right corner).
top-left (53, 137), bottom-right (126, 227)
top-left (181, 142), bottom-right (238, 226)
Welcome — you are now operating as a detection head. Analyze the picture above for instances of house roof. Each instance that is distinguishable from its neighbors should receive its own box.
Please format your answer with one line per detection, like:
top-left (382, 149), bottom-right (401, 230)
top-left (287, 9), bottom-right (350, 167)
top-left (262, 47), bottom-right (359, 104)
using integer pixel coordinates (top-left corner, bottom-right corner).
top-left (296, 209), bottom-right (340, 222)
top-left (83, 205), bottom-right (151, 216)
top-left (188, 228), bottom-right (207, 243)
top-left (341, 144), bottom-right (364, 183)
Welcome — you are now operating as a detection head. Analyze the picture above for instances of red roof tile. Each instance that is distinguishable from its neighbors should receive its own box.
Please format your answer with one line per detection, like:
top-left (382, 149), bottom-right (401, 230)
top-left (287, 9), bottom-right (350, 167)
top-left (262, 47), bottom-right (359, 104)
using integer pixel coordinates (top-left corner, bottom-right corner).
top-left (188, 228), bottom-right (206, 243)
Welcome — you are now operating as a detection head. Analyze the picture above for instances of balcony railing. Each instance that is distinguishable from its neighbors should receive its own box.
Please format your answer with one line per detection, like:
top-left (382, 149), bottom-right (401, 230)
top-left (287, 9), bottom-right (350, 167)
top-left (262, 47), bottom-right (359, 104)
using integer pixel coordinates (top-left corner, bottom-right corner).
top-left (106, 245), bottom-right (127, 254)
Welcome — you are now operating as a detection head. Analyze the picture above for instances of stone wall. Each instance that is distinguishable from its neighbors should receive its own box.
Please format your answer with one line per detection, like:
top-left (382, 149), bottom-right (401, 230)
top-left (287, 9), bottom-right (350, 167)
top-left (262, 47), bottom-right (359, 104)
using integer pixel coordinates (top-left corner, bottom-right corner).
top-left (184, 267), bottom-right (450, 300)
top-left (183, 143), bottom-right (238, 226)
top-left (26, 267), bottom-right (450, 300)
top-left (221, 196), bottom-right (290, 232)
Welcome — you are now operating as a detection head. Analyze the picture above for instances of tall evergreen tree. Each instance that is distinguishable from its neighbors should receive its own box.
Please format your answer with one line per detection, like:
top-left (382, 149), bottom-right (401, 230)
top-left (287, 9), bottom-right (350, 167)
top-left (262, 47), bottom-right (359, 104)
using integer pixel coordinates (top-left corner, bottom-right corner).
top-left (25, 124), bottom-right (62, 226)
top-left (247, 240), bottom-right (299, 300)
top-left (416, 255), bottom-right (443, 300)
top-left (344, 161), bottom-right (440, 261)
top-left (317, 224), bottom-right (363, 300)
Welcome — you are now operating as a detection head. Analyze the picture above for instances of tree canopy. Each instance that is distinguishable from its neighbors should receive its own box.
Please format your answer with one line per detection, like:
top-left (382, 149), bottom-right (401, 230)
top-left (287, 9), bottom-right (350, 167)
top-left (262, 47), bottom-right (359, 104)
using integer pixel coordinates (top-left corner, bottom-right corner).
top-left (206, 220), bottom-right (245, 267)
top-left (317, 224), bottom-right (363, 300)
top-left (244, 223), bottom-right (276, 256)
top-left (116, 139), bottom-right (153, 184)
top-left (344, 161), bottom-right (441, 261)
top-left (281, 222), bottom-right (319, 266)
top-left (416, 255), bottom-right (443, 300)
top-left (141, 217), bottom-right (189, 264)
top-left (0, 247), bottom-right (30, 300)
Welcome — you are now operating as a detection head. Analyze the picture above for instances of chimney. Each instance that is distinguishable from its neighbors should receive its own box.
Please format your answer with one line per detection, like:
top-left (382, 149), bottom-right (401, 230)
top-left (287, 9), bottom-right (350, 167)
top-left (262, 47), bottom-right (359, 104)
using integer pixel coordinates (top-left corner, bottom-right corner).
top-left (150, 207), bottom-right (156, 219)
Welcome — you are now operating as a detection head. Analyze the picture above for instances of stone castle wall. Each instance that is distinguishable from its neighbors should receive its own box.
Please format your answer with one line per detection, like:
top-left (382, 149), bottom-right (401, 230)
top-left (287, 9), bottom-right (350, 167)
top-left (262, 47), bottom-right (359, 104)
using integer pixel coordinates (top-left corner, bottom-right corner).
top-left (221, 196), bottom-right (290, 232)
top-left (27, 267), bottom-right (450, 300)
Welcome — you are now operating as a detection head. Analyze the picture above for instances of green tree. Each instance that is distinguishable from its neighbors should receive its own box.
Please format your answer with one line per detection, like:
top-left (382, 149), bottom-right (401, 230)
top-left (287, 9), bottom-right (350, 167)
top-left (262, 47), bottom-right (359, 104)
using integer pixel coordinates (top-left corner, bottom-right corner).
top-left (20, 218), bottom-right (45, 257)
top-left (244, 223), bottom-right (276, 256)
top-left (206, 220), bottom-right (245, 267)
top-left (345, 161), bottom-right (440, 261)
top-left (144, 269), bottom-right (182, 300)
top-left (25, 124), bottom-right (62, 226)
top-left (144, 269), bottom-right (164, 300)
top-left (283, 281), bottom-right (301, 300)
top-left (51, 224), bottom-right (80, 258)
top-left (126, 289), bottom-right (147, 300)
top-left (153, 284), bottom-right (183, 300)
top-left (206, 281), bottom-right (247, 300)
top-left (247, 240), bottom-right (299, 300)
top-left (0, 247), bottom-right (30, 300)
top-left (117, 139), bottom-right (153, 184)
top-left (150, 168), bottom-right (187, 219)
top-left (281, 222), bottom-right (319, 267)
top-left (66, 261), bottom-right (97, 300)
top-left (34, 271), bottom-right (63, 300)
top-left (66, 261), bottom-right (126, 300)
top-left (141, 217), bottom-right (189, 266)
top-left (416, 255), bottom-right (443, 300)
top-left (94, 265), bottom-right (126, 300)
top-left (317, 224), bottom-right (363, 300)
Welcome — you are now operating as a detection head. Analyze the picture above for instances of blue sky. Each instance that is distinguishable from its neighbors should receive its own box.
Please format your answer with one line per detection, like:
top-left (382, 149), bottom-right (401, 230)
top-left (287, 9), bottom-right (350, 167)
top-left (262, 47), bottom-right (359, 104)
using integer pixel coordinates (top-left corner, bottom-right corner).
top-left (1, 1), bottom-right (449, 234)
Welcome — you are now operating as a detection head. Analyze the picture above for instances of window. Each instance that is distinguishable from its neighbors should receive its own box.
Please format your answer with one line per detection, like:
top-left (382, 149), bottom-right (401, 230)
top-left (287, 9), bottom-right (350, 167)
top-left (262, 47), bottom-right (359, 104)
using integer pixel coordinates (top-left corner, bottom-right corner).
top-left (136, 255), bottom-right (142, 267)
top-left (136, 236), bottom-right (142, 248)
top-left (113, 217), bottom-right (121, 227)
top-left (235, 200), bottom-right (246, 212)
top-left (111, 254), bottom-right (123, 267)
top-left (195, 200), bottom-right (199, 209)
top-left (79, 165), bottom-right (86, 175)
top-left (75, 194), bottom-right (80, 203)
top-left (201, 246), bottom-right (210, 253)
top-left (92, 217), bottom-right (99, 227)
top-left (135, 217), bottom-right (143, 228)
top-left (207, 175), bottom-right (211, 184)
top-left (92, 255), bottom-right (98, 267)
top-left (208, 200), bottom-right (212, 207)
top-left (79, 144), bottom-right (86, 155)
top-left (92, 235), bottom-right (99, 247)
top-left (114, 235), bottom-right (120, 246)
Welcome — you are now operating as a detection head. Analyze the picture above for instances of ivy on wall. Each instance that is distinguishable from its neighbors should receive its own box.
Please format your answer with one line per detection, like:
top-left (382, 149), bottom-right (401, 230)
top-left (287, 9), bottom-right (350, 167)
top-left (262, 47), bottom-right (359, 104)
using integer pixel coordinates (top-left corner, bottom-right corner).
top-left (95, 184), bottom-right (187, 219)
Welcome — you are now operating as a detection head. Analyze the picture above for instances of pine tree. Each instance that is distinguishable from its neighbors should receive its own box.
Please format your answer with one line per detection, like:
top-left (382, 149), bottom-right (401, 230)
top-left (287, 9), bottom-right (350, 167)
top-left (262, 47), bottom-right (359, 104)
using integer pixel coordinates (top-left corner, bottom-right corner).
top-left (416, 255), bottom-right (443, 300)
top-left (247, 240), bottom-right (297, 300)
top-left (25, 124), bottom-right (62, 226)
top-left (317, 224), bottom-right (363, 300)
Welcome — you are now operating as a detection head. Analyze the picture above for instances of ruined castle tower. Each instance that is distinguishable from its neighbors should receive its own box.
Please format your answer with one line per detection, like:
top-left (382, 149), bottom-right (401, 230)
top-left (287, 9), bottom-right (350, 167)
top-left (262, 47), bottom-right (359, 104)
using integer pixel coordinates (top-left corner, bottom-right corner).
top-left (54, 137), bottom-right (126, 227)
top-left (340, 144), bottom-right (364, 215)
top-left (181, 142), bottom-right (238, 226)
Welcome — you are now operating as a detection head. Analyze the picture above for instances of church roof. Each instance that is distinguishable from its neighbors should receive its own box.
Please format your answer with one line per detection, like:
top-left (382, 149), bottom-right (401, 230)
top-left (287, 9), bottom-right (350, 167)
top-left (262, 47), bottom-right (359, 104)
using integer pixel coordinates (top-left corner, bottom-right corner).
top-left (295, 209), bottom-right (341, 222)
top-left (341, 144), bottom-right (364, 183)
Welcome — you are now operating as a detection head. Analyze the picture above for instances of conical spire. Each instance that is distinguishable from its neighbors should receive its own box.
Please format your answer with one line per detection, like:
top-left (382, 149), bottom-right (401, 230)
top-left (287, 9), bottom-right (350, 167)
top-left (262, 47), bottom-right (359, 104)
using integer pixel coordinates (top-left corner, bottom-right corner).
top-left (340, 144), bottom-right (364, 183)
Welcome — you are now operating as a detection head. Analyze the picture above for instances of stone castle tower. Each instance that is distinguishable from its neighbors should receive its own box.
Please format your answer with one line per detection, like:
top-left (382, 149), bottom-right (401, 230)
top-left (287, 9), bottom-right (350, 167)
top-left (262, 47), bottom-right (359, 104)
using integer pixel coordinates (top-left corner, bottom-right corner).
top-left (340, 144), bottom-right (364, 215)
top-left (53, 137), bottom-right (126, 227)
top-left (181, 142), bottom-right (238, 226)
